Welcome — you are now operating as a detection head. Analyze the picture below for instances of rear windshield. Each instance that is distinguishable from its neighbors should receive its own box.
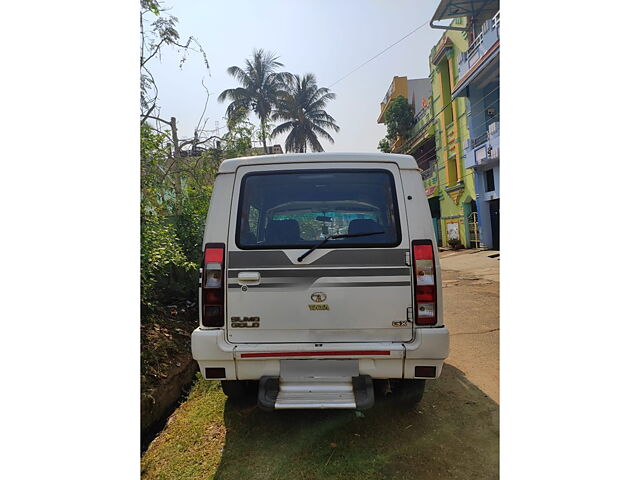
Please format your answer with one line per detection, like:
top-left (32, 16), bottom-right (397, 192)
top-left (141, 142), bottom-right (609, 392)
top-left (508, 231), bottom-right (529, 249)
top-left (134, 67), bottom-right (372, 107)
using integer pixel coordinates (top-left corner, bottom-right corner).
top-left (236, 169), bottom-right (401, 249)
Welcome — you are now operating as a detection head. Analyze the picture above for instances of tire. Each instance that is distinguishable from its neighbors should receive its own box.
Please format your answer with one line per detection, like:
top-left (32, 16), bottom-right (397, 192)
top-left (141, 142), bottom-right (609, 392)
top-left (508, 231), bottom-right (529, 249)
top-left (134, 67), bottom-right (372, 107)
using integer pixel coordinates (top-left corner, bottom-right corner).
top-left (221, 380), bottom-right (258, 404)
top-left (396, 379), bottom-right (426, 406)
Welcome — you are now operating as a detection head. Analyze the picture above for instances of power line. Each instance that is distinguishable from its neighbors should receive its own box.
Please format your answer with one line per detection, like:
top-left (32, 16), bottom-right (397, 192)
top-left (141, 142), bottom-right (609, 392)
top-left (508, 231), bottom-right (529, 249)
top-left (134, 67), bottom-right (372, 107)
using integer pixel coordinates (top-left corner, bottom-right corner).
top-left (386, 87), bottom-right (502, 190)
top-left (397, 84), bottom-right (501, 156)
top-left (407, 106), bottom-right (501, 162)
top-left (328, 19), bottom-right (430, 88)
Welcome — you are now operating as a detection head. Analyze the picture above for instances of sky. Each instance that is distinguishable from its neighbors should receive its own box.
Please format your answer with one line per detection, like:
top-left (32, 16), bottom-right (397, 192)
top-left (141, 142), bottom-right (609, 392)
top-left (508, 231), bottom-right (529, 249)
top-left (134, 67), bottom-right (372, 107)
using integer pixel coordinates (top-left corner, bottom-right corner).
top-left (146, 0), bottom-right (444, 153)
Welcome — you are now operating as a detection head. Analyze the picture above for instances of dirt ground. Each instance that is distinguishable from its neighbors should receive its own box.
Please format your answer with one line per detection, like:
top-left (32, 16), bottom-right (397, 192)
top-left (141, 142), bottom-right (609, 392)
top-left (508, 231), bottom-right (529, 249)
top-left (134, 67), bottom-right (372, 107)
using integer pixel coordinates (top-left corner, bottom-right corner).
top-left (440, 249), bottom-right (500, 403)
top-left (141, 249), bottom-right (500, 479)
top-left (141, 308), bottom-right (199, 441)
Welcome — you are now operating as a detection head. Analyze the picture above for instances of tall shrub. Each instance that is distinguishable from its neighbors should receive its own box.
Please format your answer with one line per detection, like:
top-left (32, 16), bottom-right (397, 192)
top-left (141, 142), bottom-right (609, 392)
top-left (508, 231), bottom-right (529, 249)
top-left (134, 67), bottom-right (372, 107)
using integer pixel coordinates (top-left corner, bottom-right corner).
top-left (140, 124), bottom-right (198, 309)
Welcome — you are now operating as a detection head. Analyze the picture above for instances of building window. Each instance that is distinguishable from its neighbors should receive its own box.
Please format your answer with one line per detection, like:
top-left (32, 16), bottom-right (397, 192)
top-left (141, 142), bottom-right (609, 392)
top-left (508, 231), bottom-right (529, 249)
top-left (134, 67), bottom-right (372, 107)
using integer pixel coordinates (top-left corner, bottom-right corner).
top-left (447, 157), bottom-right (458, 186)
top-left (485, 169), bottom-right (495, 192)
top-left (439, 60), bottom-right (453, 126)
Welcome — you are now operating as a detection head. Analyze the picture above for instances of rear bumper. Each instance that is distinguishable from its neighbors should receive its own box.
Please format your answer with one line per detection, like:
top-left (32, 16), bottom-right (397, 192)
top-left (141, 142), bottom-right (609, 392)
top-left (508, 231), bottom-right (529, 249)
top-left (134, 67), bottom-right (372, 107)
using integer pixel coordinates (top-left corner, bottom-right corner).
top-left (191, 327), bottom-right (449, 380)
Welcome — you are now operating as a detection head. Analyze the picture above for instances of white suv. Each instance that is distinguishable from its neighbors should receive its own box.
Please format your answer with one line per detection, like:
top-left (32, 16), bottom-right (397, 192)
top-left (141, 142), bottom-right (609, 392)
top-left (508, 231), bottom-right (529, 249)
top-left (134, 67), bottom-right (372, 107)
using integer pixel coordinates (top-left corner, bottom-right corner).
top-left (191, 153), bottom-right (449, 410)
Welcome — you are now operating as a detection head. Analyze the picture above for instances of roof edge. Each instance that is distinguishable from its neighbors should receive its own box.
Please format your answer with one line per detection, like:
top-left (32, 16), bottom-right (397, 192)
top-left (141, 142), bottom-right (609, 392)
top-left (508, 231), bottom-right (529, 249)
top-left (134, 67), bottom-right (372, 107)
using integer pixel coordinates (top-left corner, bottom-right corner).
top-left (217, 152), bottom-right (419, 173)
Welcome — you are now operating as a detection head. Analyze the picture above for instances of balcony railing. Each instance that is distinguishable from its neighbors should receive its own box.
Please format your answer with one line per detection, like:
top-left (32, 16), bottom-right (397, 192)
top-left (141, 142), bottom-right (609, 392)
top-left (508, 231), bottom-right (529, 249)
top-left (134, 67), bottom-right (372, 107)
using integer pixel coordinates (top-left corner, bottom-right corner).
top-left (464, 121), bottom-right (499, 169)
top-left (473, 132), bottom-right (488, 148)
top-left (382, 84), bottom-right (394, 105)
top-left (400, 111), bottom-right (436, 153)
top-left (421, 163), bottom-right (437, 180)
top-left (457, 10), bottom-right (499, 80)
top-left (415, 106), bottom-right (430, 122)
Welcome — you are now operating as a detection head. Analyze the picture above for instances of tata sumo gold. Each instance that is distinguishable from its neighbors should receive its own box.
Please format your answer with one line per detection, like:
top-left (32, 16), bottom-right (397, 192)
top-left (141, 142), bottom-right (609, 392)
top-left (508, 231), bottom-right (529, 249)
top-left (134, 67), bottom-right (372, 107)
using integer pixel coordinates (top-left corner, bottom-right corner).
top-left (191, 153), bottom-right (449, 410)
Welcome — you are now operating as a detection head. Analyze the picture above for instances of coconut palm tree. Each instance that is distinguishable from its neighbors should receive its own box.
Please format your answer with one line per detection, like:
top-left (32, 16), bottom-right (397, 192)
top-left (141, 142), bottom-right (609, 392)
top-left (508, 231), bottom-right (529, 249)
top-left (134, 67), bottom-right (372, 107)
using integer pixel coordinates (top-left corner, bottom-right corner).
top-left (218, 49), bottom-right (290, 153)
top-left (271, 73), bottom-right (340, 153)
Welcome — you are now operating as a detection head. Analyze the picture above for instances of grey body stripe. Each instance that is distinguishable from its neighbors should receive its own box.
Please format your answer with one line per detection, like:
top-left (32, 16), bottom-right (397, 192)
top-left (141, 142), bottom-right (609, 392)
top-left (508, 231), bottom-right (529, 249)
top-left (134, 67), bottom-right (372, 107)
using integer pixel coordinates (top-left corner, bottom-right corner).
top-left (312, 281), bottom-right (410, 288)
top-left (227, 267), bottom-right (410, 278)
top-left (228, 283), bottom-right (300, 289)
top-left (227, 281), bottom-right (410, 289)
top-left (227, 249), bottom-right (409, 268)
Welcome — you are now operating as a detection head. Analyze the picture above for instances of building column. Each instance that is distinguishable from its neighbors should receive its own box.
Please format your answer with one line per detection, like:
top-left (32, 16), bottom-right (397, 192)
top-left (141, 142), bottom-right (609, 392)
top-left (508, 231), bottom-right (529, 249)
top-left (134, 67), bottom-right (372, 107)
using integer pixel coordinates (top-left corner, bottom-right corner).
top-left (447, 55), bottom-right (463, 182)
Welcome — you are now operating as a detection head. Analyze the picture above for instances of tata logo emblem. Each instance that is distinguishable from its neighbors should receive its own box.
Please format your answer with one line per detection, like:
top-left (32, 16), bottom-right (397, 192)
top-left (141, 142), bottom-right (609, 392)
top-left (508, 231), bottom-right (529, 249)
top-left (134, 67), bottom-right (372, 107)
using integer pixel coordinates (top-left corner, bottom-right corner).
top-left (310, 292), bottom-right (327, 303)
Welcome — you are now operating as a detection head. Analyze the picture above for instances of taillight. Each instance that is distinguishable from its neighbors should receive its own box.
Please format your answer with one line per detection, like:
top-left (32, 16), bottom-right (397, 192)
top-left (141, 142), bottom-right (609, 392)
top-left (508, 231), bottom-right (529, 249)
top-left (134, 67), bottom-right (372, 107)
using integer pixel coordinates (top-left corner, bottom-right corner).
top-left (202, 243), bottom-right (225, 327)
top-left (412, 240), bottom-right (437, 326)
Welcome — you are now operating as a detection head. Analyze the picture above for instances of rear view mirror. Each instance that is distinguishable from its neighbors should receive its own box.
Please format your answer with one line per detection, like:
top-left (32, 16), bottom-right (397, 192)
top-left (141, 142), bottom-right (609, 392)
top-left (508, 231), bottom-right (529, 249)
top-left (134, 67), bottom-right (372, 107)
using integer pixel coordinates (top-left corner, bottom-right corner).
top-left (316, 216), bottom-right (332, 222)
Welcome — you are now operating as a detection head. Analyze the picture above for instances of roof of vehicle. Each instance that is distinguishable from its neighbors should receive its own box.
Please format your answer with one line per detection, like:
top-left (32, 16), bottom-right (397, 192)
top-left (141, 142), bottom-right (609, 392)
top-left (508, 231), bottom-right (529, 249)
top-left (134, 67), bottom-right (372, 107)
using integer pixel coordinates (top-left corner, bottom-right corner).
top-left (217, 152), bottom-right (419, 174)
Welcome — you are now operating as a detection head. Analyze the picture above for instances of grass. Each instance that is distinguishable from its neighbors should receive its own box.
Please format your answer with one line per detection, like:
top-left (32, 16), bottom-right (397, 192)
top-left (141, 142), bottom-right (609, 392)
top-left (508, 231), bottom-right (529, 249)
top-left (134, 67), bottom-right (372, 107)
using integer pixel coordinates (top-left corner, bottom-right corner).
top-left (141, 377), bottom-right (227, 480)
top-left (141, 365), bottom-right (499, 480)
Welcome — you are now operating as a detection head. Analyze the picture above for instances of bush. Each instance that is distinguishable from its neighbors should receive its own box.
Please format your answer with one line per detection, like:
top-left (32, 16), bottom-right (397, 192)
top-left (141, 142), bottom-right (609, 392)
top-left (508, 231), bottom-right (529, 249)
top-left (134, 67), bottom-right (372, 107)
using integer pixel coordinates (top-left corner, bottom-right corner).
top-left (141, 209), bottom-right (197, 308)
top-left (140, 124), bottom-right (202, 309)
top-left (140, 110), bottom-right (254, 310)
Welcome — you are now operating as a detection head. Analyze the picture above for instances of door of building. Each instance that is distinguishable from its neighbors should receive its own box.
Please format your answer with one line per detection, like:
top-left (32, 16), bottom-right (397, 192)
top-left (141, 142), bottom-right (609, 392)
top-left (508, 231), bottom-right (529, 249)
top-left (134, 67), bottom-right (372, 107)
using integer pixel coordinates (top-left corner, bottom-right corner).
top-left (428, 197), bottom-right (442, 247)
top-left (489, 199), bottom-right (500, 250)
top-left (468, 211), bottom-right (480, 248)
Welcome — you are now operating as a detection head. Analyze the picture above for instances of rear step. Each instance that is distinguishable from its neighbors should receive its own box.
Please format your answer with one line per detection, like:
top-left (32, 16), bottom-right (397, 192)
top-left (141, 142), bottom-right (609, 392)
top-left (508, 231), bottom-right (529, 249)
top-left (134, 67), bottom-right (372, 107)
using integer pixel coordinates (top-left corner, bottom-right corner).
top-left (258, 375), bottom-right (374, 411)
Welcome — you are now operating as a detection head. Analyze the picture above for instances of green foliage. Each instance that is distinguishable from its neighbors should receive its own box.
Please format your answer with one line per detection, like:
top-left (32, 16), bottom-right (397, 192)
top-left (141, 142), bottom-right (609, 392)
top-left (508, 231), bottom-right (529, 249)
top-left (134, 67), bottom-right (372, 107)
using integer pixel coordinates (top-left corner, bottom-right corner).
top-left (140, 0), bottom-right (160, 15)
top-left (140, 108), bottom-right (257, 309)
top-left (271, 73), bottom-right (340, 153)
top-left (141, 210), bottom-right (195, 307)
top-left (383, 96), bottom-right (414, 140)
top-left (221, 107), bottom-right (255, 158)
top-left (377, 137), bottom-right (392, 153)
top-left (218, 49), bottom-right (289, 152)
top-left (141, 124), bottom-right (205, 308)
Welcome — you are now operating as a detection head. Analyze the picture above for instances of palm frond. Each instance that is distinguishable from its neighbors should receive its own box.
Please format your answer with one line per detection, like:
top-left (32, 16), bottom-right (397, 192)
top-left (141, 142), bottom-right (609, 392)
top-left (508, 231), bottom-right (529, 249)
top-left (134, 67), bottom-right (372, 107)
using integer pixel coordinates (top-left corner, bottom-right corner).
top-left (226, 65), bottom-right (252, 87)
top-left (219, 49), bottom-right (289, 136)
top-left (270, 72), bottom-right (339, 153)
top-left (307, 131), bottom-right (324, 152)
top-left (311, 124), bottom-right (336, 143)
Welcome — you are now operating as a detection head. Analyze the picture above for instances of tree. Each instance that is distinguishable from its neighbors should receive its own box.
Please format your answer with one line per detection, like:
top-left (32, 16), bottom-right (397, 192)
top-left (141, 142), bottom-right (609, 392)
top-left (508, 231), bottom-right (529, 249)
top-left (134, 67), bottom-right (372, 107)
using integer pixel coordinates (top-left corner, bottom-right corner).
top-left (140, 0), bottom-right (215, 201)
top-left (271, 73), bottom-right (340, 153)
top-left (383, 95), bottom-right (414, 142)
top-left (140, 0), bottom-right (209, 124)
top-left (220, 107), bottom-right (255, 159)
top-left (378, 137), bottom-right (392, 153)
top-left (218, 49), bottom-right (290, 154)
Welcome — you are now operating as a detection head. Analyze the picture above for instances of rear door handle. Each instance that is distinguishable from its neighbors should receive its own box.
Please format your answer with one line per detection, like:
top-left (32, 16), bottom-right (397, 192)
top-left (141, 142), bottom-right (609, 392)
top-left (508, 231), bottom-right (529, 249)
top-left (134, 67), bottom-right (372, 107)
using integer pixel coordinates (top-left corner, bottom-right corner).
top-left (238, 271), bottom-right (261, 285)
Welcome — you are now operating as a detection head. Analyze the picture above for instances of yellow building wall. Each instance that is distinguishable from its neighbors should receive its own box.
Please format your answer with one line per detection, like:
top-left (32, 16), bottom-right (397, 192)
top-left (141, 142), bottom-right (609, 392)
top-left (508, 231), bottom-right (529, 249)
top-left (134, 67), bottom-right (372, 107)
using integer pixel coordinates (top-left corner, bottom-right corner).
top-left (429, 20), bottom-right (476, 248)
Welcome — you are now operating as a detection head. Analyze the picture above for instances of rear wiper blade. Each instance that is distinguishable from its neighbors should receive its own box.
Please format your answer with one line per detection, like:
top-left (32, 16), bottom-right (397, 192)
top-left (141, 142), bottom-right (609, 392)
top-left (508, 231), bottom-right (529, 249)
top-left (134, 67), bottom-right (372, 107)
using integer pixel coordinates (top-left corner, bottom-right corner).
top-left (296, 231), bottom-right (385, 262)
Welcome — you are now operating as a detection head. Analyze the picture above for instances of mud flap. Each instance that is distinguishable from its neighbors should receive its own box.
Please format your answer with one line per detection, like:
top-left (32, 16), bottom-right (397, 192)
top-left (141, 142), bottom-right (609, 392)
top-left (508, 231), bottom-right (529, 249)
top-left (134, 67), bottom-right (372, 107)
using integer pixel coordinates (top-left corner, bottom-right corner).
top-left (257, 376), bottom-right (279, 411)
top-left (353, 375), bottom-right (375, 410)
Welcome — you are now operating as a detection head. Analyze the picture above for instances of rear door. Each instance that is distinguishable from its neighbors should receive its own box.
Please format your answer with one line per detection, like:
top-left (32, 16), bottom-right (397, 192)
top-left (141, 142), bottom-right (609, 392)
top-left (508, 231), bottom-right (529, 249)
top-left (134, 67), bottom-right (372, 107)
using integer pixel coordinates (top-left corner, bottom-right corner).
top-left (226, 162), bottom-right (413, 343)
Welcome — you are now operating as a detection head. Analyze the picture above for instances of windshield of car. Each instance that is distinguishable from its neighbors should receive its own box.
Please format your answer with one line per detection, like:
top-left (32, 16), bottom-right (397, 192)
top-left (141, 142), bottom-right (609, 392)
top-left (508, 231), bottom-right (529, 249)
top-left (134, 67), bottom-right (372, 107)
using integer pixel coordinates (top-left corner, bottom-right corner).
top-left (236, 169), bottom-right (401, 249)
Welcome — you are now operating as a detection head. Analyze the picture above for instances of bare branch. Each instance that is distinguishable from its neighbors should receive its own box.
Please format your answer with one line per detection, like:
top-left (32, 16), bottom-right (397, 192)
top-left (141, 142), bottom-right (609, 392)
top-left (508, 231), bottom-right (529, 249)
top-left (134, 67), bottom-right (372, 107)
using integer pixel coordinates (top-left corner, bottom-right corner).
top-left (195, 79), bottom-right (212, 134)
top-left (140, 102), bottom-right (157, 125)
top-left (141, 38), bottom-right (167, 68)
top-left (145, 115), bottom-right (172, 126)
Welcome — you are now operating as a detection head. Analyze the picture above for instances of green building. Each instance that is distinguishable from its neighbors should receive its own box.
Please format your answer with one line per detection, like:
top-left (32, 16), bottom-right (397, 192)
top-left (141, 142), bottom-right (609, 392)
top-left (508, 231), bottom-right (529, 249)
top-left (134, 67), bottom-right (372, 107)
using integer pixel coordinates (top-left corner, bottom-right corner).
top-left (377, 17), bottom-right (477, 248)
top-left (428, 16), bottom-right (477, 248)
